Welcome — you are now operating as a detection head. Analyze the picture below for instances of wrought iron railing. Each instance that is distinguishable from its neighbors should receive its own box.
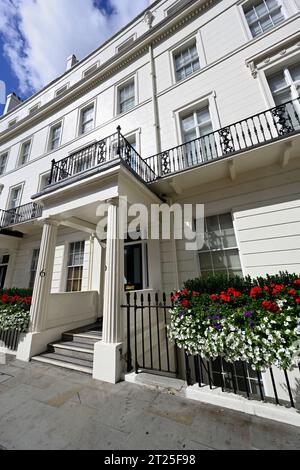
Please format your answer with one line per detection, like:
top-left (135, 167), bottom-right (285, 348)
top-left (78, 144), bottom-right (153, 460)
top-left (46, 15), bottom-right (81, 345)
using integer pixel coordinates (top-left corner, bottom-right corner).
top-left (0, 202), bottom-right (43, 228)
top-left (48, 126), bottom-right (156, 186)
top-left (123, 292), bottom-right (299, 410)
top-left (145, 98), bottom-right (300, 179)
top-left (0, 329), bottom-right (21, 351)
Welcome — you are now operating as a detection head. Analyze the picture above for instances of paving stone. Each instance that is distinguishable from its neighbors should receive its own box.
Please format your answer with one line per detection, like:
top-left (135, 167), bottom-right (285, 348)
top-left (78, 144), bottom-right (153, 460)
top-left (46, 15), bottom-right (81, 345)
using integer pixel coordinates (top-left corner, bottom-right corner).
top-left (0, 355), bottom-right (299, 450)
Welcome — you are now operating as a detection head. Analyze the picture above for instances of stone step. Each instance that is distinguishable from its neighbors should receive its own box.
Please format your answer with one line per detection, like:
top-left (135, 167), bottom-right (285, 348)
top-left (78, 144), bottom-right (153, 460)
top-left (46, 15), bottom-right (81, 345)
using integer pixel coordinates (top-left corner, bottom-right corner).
top-left (62, 332), bottom-right (102, 345)
top-left (53, 339), bottom-right (95, 351)
top-left (48, 343), bottom-right (94, 361)
top-left (32, 354), bottom-right (93, 375)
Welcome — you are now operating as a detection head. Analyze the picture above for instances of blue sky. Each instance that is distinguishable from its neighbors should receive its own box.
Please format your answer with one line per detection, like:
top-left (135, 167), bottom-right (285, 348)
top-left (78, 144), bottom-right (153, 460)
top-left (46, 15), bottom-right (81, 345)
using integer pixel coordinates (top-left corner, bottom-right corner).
top-left (0, 0), bottom-right (150, 115)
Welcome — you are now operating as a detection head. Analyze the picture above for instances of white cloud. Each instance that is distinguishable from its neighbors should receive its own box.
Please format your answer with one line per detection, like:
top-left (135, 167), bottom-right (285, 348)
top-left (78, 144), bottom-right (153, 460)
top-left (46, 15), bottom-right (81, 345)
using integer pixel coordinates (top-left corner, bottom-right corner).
top-left (0, 0), bottom-right (151, 95)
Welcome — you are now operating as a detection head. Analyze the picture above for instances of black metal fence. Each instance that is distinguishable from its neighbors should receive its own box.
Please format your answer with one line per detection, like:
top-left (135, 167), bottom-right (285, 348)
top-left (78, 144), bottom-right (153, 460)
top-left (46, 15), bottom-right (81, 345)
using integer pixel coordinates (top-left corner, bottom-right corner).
top-left (145, 97), bottom-right (300, 178)
top-left (49, 126), bottom-right (156, 186)
top-left (0, 202), bottom-right (43, 228)
top-left (0, 329), bottom-right (21, 351)
top-left (122, 292), bottom-right (178, 376)
top-left (185, 354), bottom-right (299, 409)
top-left (122, 292), bottom-right (299, 409)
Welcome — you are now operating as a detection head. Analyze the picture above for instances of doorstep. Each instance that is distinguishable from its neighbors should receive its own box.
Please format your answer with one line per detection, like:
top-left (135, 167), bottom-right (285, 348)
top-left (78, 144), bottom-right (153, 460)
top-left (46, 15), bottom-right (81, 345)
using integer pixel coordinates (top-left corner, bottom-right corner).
top-left (125, 372), bottom-right (186, 394)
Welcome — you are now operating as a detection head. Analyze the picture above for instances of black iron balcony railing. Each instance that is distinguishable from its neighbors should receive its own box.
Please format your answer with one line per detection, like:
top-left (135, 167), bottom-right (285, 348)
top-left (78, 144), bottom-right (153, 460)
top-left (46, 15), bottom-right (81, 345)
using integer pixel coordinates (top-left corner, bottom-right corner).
top-left (0, 202), bottom-right (43, 228)
top-left (145, 98), bottom-right (300, 179)
top-left (48, 126), bottom-right (156, 186)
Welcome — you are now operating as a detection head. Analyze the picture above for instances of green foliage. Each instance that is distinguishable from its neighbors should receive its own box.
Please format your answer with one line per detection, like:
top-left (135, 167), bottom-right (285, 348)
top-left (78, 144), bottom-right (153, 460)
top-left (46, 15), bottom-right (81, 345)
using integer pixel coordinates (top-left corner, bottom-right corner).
top-left (184, 271), bottom-right (298, 294)
top-left (0, 288), bottom-right (33, 297)
top-left (0, 304), bottom-right (30, 332)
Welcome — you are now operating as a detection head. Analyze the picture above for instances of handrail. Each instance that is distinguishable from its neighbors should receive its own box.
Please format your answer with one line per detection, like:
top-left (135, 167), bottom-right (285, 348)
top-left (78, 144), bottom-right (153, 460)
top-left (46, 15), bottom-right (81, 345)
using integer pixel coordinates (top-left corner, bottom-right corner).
top-left (48, 127), bottom-right (157, 186)
top-left (144, 97), bottom-right (300, 179)
top-left (0, 202), bottom-right (43, 228)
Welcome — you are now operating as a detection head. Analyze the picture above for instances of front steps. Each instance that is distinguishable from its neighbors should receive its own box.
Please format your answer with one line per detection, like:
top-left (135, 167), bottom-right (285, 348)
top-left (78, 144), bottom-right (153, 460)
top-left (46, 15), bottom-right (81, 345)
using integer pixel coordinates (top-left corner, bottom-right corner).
top-left (31, 322), bottom-right (102, 374)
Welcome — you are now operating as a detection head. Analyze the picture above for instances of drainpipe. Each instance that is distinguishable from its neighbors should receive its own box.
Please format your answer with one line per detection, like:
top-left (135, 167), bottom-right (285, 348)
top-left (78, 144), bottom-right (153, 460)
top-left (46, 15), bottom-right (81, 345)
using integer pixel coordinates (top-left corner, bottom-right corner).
top-left (149, 43), bottom-right (162, 155)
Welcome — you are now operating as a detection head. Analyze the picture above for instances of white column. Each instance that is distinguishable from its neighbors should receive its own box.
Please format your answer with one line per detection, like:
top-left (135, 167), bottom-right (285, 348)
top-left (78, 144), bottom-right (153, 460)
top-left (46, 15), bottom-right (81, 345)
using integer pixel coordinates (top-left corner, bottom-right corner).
top-left (93, 198), bottom-right (124, 383)
top-left (30, 219), bottom-right (59, 332)
top-left (102, 200), bottom-right (121, 343)
top-left (17, 219), bottom-right (59, 362)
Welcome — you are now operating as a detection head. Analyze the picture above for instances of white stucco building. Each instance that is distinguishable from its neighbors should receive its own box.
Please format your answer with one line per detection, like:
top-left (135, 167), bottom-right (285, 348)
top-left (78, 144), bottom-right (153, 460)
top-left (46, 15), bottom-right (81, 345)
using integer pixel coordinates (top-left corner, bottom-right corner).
top-left (0, 0), bottom-right (300, 386)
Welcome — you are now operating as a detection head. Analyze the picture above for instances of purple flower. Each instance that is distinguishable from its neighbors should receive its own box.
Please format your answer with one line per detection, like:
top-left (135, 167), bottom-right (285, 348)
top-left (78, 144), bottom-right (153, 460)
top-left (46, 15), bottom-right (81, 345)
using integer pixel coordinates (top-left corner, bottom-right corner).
top-left (214, 323), bottom-right (222, 331)
top-left (244, 311), bottom-right (253, 318)
top-left (213, 315), bottom-right (220, 320)
top-left (249, 321), bottom-right (255, 329)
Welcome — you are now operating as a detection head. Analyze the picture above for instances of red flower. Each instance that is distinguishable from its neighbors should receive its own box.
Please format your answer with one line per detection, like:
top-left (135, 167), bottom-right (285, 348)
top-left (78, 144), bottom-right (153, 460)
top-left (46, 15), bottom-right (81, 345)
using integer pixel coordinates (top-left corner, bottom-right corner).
top-left (294, 280), bottom-right (300, 285)
top-left (181, 289), bottom-right (188, 296)
top-left (220, 293), bottom-right (231, 303)
top-left (262, 300), bottom-right (279, 312)
top-left (263, 286), bottom-right (269, 292)
top-left (227, 288), bottom-right (236, 295)
top-left (250, 286), bottom-right (262, 297)
top-left (295, 298), bottom-right (300, 304)
top-left (288, 289), bottom-right (297, 296)
top-left (232, 291), bottom-right (242, 298)
top-left (181, 299), bottom-right (189, 307)
top-left (272, 284), bottom-right (285, 295)
top-left (210, 294), bottom-right (218, 301)
top-left (192, 291), bottom-right (200, 297)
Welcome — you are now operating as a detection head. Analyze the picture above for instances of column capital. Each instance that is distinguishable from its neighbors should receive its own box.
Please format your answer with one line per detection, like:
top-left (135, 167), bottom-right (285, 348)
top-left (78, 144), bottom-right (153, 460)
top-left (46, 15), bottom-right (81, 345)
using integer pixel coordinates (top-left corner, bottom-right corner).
top-left (43, 218), bottom-right (61, 227)
top-left (105, 197), bottom-right (119, 206)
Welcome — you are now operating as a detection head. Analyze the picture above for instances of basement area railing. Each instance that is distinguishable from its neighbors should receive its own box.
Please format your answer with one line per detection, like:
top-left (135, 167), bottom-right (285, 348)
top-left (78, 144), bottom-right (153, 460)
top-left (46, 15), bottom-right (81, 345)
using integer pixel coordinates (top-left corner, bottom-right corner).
top-left (0, 202), bottom-right (43, 228)
top-left (49, 126), bottom-right (157, 186)
top-left (123, 292), bottom-right (299, 410)
top-left (0, 329), bottom-right (21, 351)
top-left (145, 98), bottom-right (300, 179)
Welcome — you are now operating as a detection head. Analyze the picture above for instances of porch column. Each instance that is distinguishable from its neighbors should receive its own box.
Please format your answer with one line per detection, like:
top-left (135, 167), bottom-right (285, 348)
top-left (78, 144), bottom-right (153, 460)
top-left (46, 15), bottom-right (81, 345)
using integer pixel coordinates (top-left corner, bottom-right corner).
top-left (93, 198), bottom-right (124, 383)
top-left (17, 219), bottom-right (59, 362)
top-left (30, 219), bottom-right (59, 332)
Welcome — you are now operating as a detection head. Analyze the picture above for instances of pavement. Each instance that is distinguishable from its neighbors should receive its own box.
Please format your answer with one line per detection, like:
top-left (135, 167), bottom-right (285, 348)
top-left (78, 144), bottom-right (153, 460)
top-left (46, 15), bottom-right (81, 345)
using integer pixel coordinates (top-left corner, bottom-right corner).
top-left (0, 355), bottom-right (299, 450)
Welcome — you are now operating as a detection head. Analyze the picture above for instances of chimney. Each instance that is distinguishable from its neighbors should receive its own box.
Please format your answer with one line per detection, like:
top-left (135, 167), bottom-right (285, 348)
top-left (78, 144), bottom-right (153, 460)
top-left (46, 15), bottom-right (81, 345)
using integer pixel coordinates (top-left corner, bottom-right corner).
top-left (3, 92), bottom-right (22, 115)
top-left (66, 54), bottom-right (78, 71)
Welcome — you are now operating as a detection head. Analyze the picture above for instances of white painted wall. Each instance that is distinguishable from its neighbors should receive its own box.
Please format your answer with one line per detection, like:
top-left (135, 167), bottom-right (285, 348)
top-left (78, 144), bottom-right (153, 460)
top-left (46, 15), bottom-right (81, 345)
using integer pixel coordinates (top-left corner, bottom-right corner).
top-left (160, 160), bottom-right (300, 290)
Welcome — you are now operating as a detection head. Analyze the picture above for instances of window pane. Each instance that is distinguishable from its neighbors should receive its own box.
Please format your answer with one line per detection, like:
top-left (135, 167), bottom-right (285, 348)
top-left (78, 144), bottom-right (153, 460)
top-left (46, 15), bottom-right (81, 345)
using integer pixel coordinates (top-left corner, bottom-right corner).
top-left (290, 64), bottom-right (300, 82)
top-left (268, 72), bottom-right (286, 92)
top-left (225, 249), bottom-right (242, 269)
top-left (175, 43), bottom-right (200, 81)
top-left (124, 243), bottom-right (143, 290)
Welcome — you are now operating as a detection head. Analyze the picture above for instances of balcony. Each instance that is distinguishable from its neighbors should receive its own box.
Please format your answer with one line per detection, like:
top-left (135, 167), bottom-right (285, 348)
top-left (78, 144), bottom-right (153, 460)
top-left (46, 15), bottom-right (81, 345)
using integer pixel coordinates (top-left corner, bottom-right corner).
top-left (145, 98), bottom-right (300, 180)
top-left (47, 127), bottom-right (156, 190)
top-left (0, 202), bottom-right (43, 229)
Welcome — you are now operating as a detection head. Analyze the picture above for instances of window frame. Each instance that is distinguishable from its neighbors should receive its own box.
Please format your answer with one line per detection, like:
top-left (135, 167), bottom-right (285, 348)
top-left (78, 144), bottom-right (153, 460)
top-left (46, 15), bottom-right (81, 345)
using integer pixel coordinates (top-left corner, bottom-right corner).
top-left (124, 237), bottom-right (149, 291)
top-left (173, 39), bottom-right (201, 83)
top-left (29, 248), bottom-right (40, 289)
top-left (6, 182), bottom-right (24, 211)
top-left (55, 83), bottom-right (69, 98)
top-left (78, 102), bottom-right (96, 136)
top-left (66, 241), bottom-right (85, 292)
top-left (117, 77), bottom-right (136, 115)
top-left (48, 121), bottom-right (63, 151)
top-left (239, 0), bottom-right (291, 40)
top-left (17, 139), bottom-right (32, 167)
top-left (197, 212), bottom-right (243, 278)
top-left (28, 103), bottom-right (40, 116)
top-left (38, 171), bottom-right (51, 191)
top-left (267, 62), bottom-right (300, 105)
top-left (0, 151), bottom-right (9, 176)
top-left (82, 62), bottom-right (99, 79)
top-left (116, 35), bottom-right (136, 54)
top-left (8, 118), bottom-right (17, 128)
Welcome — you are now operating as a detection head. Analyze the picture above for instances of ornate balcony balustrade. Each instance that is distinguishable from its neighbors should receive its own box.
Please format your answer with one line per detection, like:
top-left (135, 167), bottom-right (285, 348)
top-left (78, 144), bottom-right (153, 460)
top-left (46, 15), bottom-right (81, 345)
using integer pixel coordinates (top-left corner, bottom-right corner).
top-left (145, 98), bottom-right (300, 179)
top-left (48, 127), bottom-right (156, 187)
top-left (0, 202), bottom-right (43, 228)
